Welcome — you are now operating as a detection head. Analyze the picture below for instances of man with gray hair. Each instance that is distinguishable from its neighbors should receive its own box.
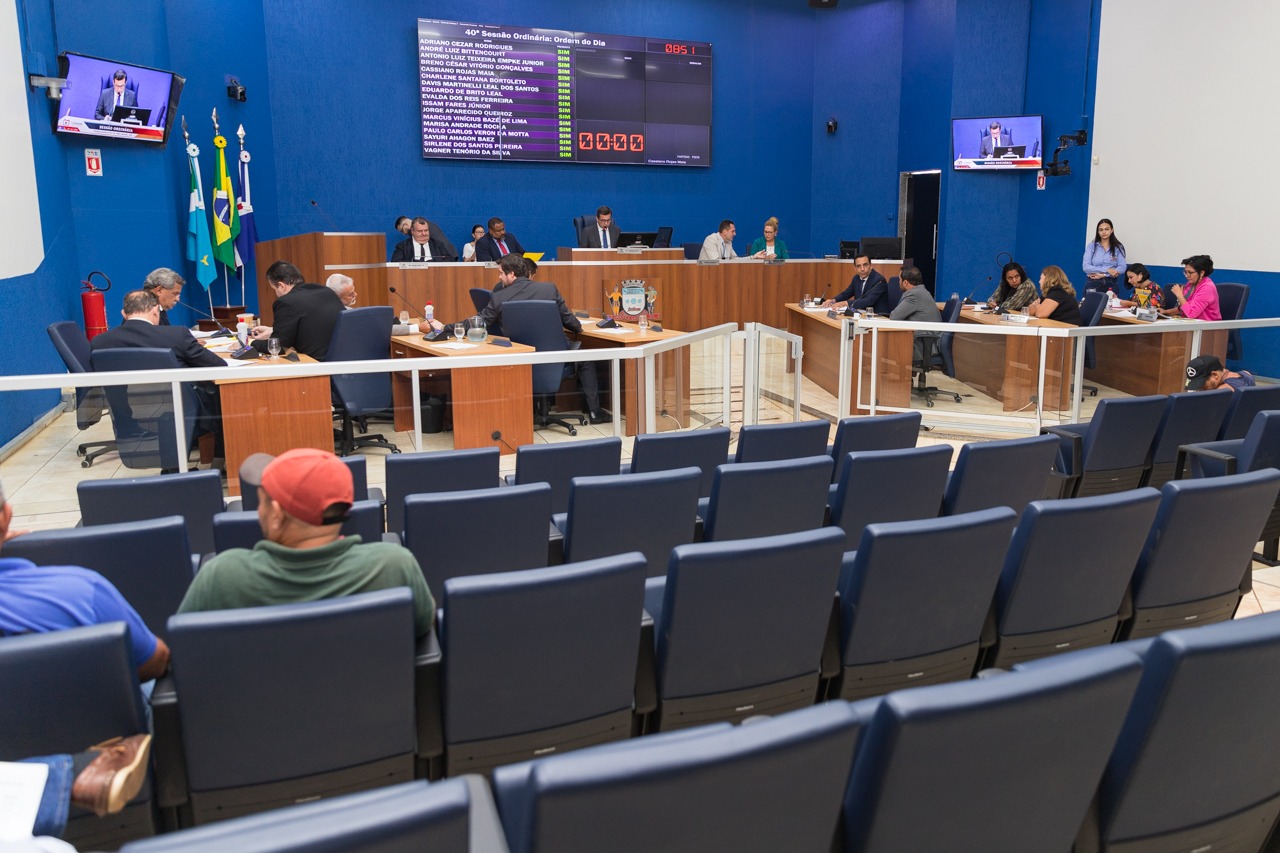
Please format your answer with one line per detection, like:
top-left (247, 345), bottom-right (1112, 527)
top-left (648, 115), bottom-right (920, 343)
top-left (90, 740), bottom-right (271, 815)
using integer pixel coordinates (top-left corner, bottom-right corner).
top-left (142, 267), bottom-right (185, 326)
top-left (325, 273), bottom-right (357, 308)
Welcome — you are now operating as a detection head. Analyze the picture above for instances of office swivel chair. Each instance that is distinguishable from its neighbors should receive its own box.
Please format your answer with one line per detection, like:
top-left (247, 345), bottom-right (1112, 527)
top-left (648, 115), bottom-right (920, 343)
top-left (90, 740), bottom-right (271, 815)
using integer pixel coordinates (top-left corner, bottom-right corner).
top-left (90, 347), bottom-right (202, 473)
top-left (48, 321), bottom-right (116, 467)
top-left (1215, 281), bottom-right (1249, 361)
top-left (502, 300), bottom-right (590, 436)
top-left (325, 306), bottom-right (400, 456)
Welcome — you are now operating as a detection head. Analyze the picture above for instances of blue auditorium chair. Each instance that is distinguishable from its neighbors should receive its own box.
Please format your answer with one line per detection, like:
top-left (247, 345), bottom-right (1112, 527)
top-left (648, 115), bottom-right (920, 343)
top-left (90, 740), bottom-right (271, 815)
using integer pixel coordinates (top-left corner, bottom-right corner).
top-left (91, 347), bottom-right (202, 472)
top-left (120, 777), bottom-right (509, 852)
top-left (1215, 281), bottom-right (1249, 361)
top-left (492, 702), bottom-right (863, 853)
top-left (78, 469), bottom-right (224, 557)
top-left (626, 427), bottom-right (731, 498)
top-left (559, 467), bottom-right (700, 577)
top-left (940, 434), bottom-right (1059, 521)
top-left (827, 411), bottom-right (921, 484)
top-left (1080, 611), bottom-right (1280, 853)
top-left (1140, 387), bottom-right (1233, 487)
top-left (732, 419), bottom-right (830, 464)
top-left (384, 447), bottom-right (500, 534)
top-left (3, 516), bottom-right (194, 643)
top-left (0, 623), bottom-right (155, 849)
top-left (828, 445), bottom-right (951, 551)
top-left (211, 499), bottom-right (385, 553)
top-left (438, 553), bottom-right (648, 776)
top-left (842, 646), bottom-right (1142, 852)
top-left (154, 589), bottom-right (421, 826)
top-left (1042, 394), bottom-right (1167, 498)
top-left (643, 527), bottom-right (845, 730)
top-left (47, 320), bottom-right (115, 467)
top-left (1120, 468), bottom-right (1280, 640)
top-left (325, 306), bottom-right (400, 456)
top-left (402, 483), bottom-right (553, 594)
top-left (509, 437), bottom-right (622, 515)
top-left (982, 488), bottom-right (1162, 669)
top-left (833, 507), bottom-right (1016, 701)
top-left (702, 455), bottom-right (833, 542)
top-left (1216, 383), bottom-right (1280, 440)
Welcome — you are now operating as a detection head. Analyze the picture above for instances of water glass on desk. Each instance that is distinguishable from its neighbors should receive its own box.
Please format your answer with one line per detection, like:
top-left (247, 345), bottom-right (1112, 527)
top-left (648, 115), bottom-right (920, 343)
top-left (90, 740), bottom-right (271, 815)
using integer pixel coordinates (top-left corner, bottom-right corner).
top-left (399, 310), bottom-right (411, 325)
top-left (267, 337), bottom-right (281, 359)
top-left (453, 322), bottom-right (465, 343)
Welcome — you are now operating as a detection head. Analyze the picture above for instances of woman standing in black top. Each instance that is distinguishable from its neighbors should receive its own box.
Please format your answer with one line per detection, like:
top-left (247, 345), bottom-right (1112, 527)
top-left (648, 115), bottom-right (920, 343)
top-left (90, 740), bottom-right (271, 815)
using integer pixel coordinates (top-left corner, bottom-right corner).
top-left (1029, 265), bottom-right (1083, 325)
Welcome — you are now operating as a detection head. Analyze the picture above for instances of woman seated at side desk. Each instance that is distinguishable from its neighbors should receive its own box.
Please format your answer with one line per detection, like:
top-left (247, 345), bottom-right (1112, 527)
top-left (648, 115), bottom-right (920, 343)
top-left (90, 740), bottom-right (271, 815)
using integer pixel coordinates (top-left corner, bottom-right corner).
top-left (747, 216), bottom-right (790, 259)
top-left (1028, 265), bottom-right (1082, 325)
top-left (1117, 263), bottom-right (1166, 310)
top-left (986, 261), bottom-right (1037, 312)
top-left (1159, 254), bottom-right (1221, 320)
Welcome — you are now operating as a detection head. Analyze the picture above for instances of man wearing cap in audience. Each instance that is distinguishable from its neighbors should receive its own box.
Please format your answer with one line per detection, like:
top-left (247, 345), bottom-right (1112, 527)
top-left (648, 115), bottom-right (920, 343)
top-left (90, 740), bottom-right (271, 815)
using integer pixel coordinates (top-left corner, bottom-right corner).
top-left (1185, 355), bottom-right (1256, 392)
top-left (0, 477), bottom-right (170, 682)
top-left (176, 448), bottom-right (434, 636)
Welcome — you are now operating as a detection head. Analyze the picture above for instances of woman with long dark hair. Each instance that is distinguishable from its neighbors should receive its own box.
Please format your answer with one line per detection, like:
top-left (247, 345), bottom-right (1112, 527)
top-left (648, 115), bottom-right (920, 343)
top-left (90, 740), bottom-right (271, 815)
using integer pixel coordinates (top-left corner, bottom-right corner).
top-left (1083, 218), bottom-right (1127, 293)
top-left (986, 261), bottom-right (1036, 312)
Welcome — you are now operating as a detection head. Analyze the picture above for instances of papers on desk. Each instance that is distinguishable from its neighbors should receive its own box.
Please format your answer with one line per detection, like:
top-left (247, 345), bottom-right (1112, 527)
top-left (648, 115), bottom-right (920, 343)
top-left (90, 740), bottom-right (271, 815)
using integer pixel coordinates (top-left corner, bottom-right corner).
top-left (590, 326), bottom-right (636, 334)
top-left (804, 304), bottom-right (829, 311)
top-left (218, 356), bottom-right (258, 367)
top-left (191, 328), bottom-right (221, 339)
top-left (0, 760), bottom-right (48, 841)
top-left (433, 341), bottom-right (481, 350)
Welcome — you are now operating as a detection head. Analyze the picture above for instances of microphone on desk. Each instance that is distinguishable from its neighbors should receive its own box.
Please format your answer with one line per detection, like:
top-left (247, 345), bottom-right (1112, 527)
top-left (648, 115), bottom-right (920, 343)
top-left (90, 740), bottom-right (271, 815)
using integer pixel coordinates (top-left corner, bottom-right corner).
top-left (176, 299), bottom-right (234, 336)
top-left (390, 286), bottom-right (448, 340)
top-left (813, 284), bottom-right (829, 307)
top-left (309, 199), bottom-right (342, 231)
top-left (963, 277), bottom-right (992, 306)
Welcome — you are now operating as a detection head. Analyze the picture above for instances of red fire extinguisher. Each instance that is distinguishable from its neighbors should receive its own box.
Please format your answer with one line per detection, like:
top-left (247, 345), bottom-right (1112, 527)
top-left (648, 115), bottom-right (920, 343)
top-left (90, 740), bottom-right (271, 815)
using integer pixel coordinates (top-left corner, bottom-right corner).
top-left (81, 271), bottom-right (112, 340)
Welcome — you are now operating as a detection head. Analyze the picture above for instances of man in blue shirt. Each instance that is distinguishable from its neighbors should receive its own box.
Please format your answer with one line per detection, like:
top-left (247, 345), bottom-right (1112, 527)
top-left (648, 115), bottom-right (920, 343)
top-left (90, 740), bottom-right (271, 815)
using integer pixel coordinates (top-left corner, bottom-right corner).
top-left (0, 479), bottom-right (169, 681)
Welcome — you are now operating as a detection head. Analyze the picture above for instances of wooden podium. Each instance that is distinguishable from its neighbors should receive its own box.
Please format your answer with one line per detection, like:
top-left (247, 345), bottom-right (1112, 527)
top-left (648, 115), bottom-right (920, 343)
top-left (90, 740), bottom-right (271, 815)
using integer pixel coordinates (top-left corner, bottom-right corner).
top-left (254, 232), bottom-right (387, 324)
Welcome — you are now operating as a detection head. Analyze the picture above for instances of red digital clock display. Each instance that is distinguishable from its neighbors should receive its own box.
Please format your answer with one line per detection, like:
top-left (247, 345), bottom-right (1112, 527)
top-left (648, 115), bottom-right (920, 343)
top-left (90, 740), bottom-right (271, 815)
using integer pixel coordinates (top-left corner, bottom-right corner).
top-left (578, 132), bottom-right (645, 153)
top-left (664, 43), bottom-right (695, 55)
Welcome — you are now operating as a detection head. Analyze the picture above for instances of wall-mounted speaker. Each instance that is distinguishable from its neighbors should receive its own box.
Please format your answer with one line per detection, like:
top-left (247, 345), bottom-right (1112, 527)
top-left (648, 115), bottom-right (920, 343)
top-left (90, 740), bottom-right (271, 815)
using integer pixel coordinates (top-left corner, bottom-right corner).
top-left (809, 0), bottom-right (838, 7)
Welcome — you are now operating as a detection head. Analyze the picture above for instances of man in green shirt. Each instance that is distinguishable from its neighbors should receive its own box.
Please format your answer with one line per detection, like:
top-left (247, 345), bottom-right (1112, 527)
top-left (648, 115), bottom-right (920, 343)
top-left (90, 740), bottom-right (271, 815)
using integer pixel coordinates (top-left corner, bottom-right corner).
top-left (178, 448), bottom-right (434, 636)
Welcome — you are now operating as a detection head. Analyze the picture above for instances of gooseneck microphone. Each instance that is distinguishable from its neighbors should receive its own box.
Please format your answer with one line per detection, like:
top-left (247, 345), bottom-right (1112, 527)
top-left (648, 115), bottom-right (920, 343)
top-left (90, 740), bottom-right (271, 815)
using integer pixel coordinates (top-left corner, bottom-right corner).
top-left (177, 299), bottom-right (234, 335)
top-left (387, 286), bottom-right (419, 316)
top-left (309, 199), bottom-right (342, 231)
top-left (963, 277), bottom-right (992, 305)
top-left (389, 286), bottom-right (447, 340)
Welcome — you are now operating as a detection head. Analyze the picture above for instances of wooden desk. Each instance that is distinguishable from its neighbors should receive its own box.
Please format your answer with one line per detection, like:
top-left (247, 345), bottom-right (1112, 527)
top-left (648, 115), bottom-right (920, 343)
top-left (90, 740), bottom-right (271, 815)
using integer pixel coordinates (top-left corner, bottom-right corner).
top-left (577, 319), bottom-right (691, 435)
top-left (214, 354), bottom-right (333, 496)
top-left (390, 333), bottom-right (535, 452)
top-left (954, 308), bottom-right (1075, 411)
top-left (1085, 311), bottom-right (1228, 396)
top-left (784, 304), bottom-right (913, 414)
top-left (556, 247), bottom-right (685, 262)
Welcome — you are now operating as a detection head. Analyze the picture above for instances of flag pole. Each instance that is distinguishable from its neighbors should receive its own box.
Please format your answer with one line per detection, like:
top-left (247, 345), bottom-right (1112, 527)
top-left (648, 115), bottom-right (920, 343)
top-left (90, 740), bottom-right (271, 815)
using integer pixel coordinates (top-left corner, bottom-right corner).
top-left (182, 116), bottom-right (216, 318)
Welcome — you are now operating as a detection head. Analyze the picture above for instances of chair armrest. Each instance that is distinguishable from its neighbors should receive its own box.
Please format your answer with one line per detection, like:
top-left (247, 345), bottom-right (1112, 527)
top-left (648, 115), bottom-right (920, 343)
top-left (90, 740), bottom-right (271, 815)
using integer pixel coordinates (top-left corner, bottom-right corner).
top-left (634, 610), bottom-right (657, 717)
top-left (414, 628), bottom-right (444, 765)
top-left (1040, 426), bottom-right (1082, 497)
top-left (149, 674), bottom-right (189, 809)
top-left (1175, 443), bottom-right (1238, 479)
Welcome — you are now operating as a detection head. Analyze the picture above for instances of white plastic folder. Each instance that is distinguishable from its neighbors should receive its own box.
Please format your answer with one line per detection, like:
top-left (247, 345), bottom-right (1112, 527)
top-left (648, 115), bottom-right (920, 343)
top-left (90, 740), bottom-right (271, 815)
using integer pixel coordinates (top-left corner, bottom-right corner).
top-left (0, 760), bottom-right (48, 841)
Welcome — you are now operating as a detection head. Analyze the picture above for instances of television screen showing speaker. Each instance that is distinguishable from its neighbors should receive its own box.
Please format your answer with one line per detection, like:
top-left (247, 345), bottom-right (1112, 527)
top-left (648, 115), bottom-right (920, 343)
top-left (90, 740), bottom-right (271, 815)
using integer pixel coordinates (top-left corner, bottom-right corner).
top-left (951, 115), bottom-right (1043, 170)
top-left (418, 18), bottom-right (712, 166)
top-left (54, 52), bottom-right (185, 145)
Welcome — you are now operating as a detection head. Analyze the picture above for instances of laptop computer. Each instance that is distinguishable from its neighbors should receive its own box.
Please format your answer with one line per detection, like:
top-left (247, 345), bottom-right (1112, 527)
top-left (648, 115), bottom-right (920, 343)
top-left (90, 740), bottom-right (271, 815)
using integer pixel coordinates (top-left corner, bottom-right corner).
top-left (110, 105), bottom-right (152, 124)
top-left (993, 145), bottom-right (1026, 158)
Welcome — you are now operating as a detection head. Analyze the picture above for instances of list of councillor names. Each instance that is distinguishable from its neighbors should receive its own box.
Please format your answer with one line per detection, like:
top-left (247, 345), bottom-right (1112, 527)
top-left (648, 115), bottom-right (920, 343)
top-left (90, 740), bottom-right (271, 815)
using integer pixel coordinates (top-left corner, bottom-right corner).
top-left (418, 21), bottom-right (577, 161)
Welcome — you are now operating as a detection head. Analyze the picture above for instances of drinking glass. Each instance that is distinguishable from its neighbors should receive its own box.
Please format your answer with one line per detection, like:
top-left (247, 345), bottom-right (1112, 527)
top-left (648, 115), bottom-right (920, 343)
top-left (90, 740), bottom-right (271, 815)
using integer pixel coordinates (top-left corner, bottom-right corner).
top-left (267, 337), bottom-right (281, 359)
top-left (453, 322), bottom-right (465, 342)
top-left (803, 293), bottom-right (811, 306)
top-left (399, 310), bottom-right (411, 325)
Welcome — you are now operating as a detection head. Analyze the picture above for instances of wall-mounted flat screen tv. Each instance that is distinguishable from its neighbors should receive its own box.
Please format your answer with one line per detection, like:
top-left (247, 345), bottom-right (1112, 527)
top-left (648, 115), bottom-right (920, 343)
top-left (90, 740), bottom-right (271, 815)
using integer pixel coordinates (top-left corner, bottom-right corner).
top-left (54, 52), bottom-right (185, 145)
top-left (951, 115), bottom-right (1043, 170)
top-left (417, 18), bottom-right (712, 166)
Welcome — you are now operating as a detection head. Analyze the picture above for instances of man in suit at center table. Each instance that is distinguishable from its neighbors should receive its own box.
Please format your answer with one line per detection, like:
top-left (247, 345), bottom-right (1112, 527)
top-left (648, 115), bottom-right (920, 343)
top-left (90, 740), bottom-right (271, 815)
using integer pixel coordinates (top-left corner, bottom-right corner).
top-left (248, 260), bottom-right (345, 360)
top-left (90, 288), bottom-right (226, 448)
top-left (473, 216), bottom-right (526, 263)
top-left (578, 205), bottom-right (621, 249)
top-left (389, 217), bottom-right (457, 262)
top-left (824, 253), bottom-right (890, 315)
top-left (94, 69), bottom-right (137, 120)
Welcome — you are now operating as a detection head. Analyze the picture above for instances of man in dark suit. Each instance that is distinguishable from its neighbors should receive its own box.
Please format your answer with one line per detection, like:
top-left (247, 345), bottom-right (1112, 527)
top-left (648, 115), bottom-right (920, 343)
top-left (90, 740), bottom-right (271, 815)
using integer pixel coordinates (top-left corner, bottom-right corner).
top-left (91, 289), bottom-right (226, 449)
top-left (142, 267), bottom-right (184, 326)
top-left (825, 254), bottom-right (890, 315)
top-left (248, 260), bottom-right (345, 360)
top-left (94, 69), bottom-right (137, 120)
top-left (389, 217), bottom-right (457, 262)
top-left (978, 121), bottom-right (1014, 157)
top-left (577, 205), bottom-right (621, 249)
top-left (473, 217), bottom-right (526, 263)
top-left (429, 254), bottom-right (609, 423)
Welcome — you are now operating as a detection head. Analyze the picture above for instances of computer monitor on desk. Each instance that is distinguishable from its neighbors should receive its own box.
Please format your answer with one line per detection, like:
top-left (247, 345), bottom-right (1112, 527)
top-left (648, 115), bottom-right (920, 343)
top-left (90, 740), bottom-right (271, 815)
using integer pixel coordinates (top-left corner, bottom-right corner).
top-left (618, 231), bottom-right (658, 248)
top-left (860, 236), bottom-right (903, 261)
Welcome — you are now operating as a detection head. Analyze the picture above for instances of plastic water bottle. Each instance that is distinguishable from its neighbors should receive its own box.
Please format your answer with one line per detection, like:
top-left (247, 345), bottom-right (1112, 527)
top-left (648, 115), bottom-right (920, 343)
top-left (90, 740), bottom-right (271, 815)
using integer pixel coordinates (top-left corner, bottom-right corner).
top-left (424, 302), bottom-right (434, 325)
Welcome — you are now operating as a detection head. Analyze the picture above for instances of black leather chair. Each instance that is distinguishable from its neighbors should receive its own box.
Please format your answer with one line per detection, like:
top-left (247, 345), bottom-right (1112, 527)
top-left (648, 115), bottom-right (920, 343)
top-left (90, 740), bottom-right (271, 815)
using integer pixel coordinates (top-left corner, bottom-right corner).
top-left (47, 320), bottom-right (115, 467)
top-left (437, 553), bottom-right (649, 776)
top-left (1079, 289), bottom-right (1108, 397)
top-left (325, 306), bottom-right (400, 456)
top-left (501, 300), bottom-right (590, 435)
top-left (90, 347), bottom-right (202, 472)
top-left (154, 589), bottom-right (423, 826)
top-left (0, 623), bottom-right (155, 850)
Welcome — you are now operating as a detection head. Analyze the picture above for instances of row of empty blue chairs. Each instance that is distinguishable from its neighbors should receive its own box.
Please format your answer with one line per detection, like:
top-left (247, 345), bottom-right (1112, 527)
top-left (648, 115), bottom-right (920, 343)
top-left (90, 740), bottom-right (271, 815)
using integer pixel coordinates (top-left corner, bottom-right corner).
top-left (14, 608), bottom-right (1280, 852)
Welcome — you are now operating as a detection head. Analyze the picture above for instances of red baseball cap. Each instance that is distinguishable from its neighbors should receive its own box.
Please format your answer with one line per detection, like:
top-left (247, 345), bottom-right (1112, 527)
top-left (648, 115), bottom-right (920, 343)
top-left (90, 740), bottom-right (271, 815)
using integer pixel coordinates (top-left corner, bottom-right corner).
top-left (240, 449), bottom-right (353, 526)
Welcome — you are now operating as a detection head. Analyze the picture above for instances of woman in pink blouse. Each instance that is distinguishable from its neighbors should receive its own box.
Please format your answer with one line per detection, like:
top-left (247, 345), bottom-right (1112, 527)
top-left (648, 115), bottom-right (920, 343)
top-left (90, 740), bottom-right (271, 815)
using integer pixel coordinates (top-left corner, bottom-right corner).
top-left (1162, 254), bottom-right (1221, 320)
